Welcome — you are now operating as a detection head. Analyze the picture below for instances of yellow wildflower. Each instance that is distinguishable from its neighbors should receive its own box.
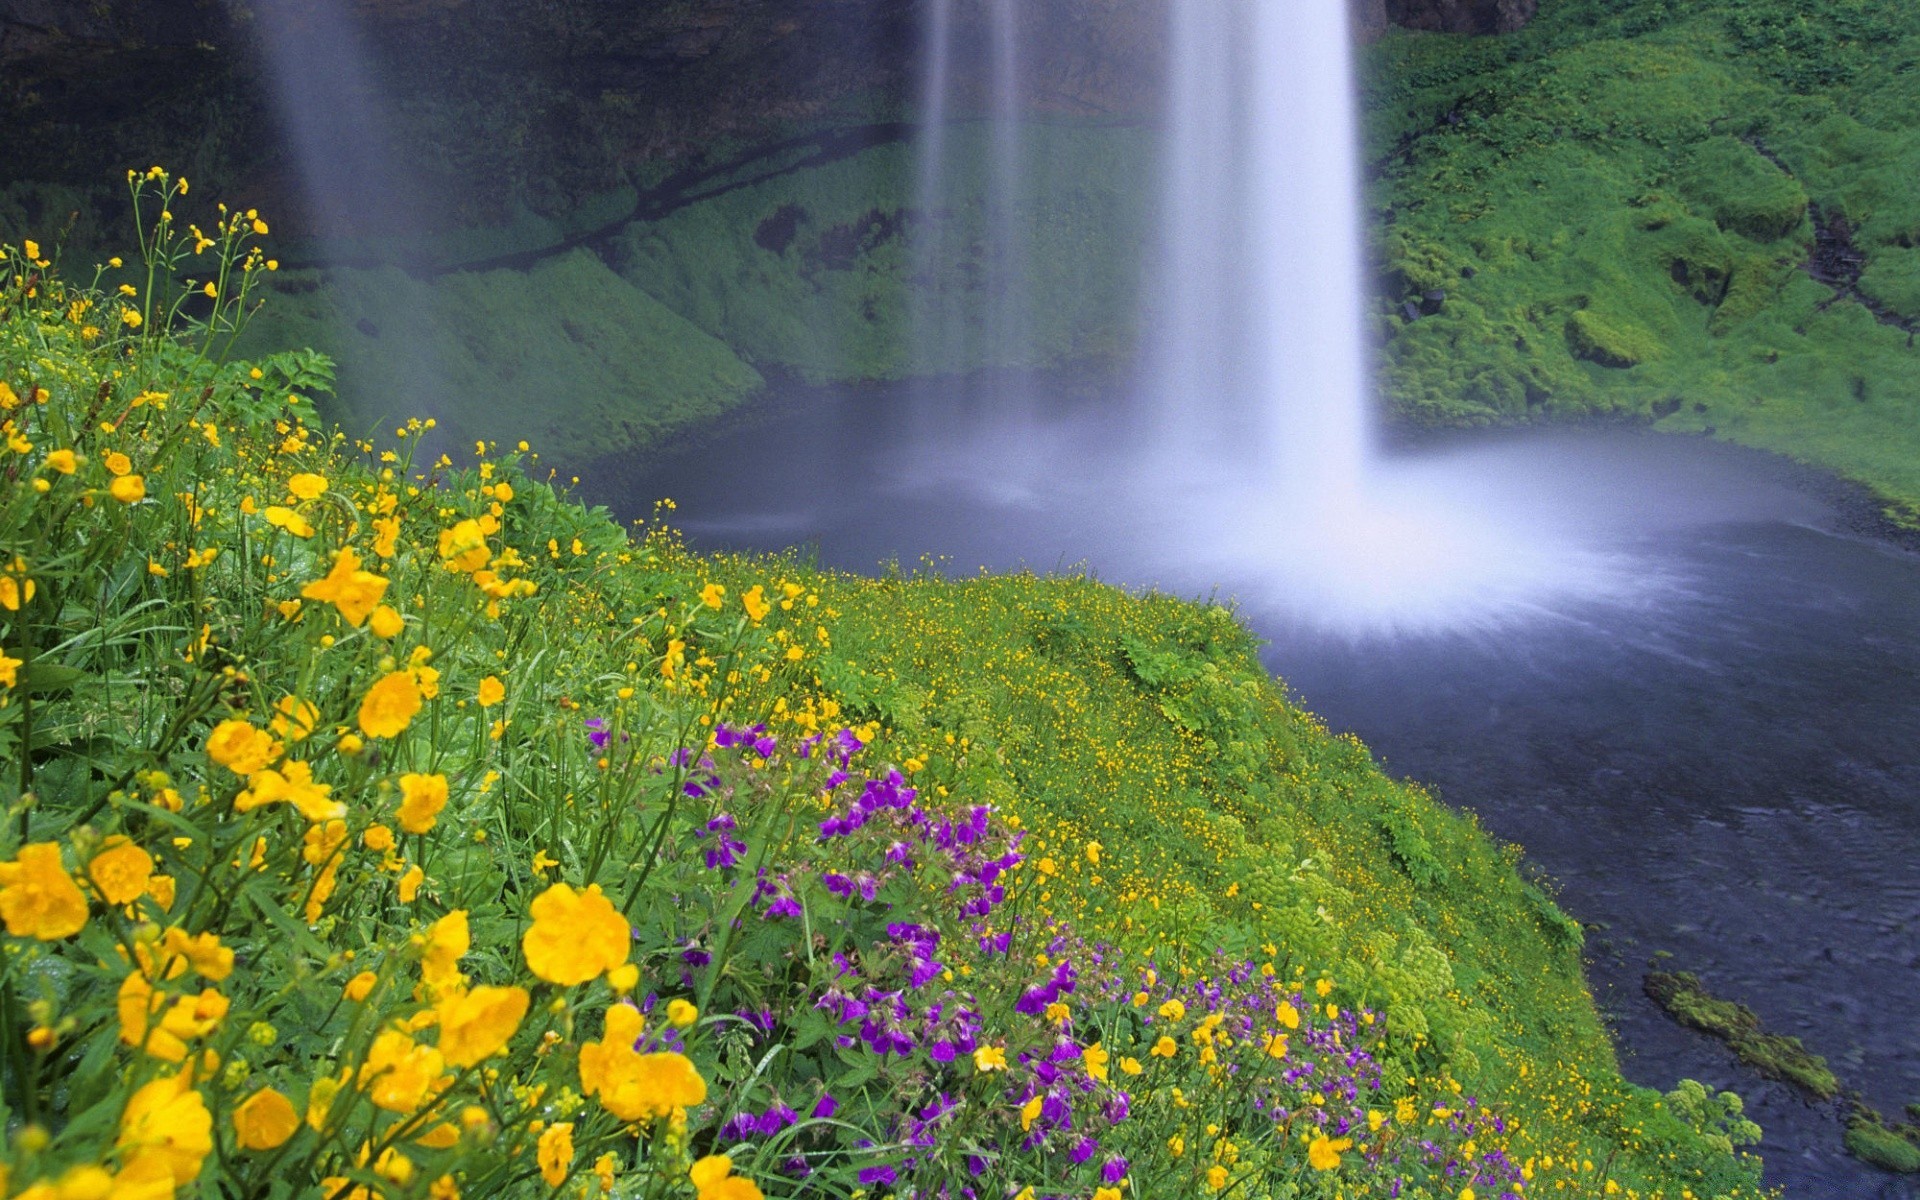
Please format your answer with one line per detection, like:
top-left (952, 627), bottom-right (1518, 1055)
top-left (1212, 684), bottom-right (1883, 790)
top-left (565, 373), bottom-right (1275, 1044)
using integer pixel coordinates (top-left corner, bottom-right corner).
top-left (88, 836), bottom-right (154, 905)
top-left (235, 761), bottom-right (342, 822)
top-left (477, 675), bottom-right (505, 706)
top-left (232, 1088), bottom-right (299, 1150)
top-left (437, 519), bottom-right (490, 573)
top-left (269, 695), bottom-right (320, 742)
top-left (358, 671), bottom-right (422, 738)
top-left (262, 506), bottom-right (314, 538)
top-left (396, 773), bottom-right (449, 834)
top-left (206, 720), bottom-right (277, 775)
top-left (301, 547), bottom-right (389, 627)
top-left (109, 474), bottom-right (146, 504)
top-left (522, 882), bottom-right (629, 985)
top-left (420, 910), bottom-right (468, 994)
top-left (578, 1004), bottom-right (706, 1121)
top-left (357, 1030), bottom-right (445, 1113)
top-left (537, 1123), bottom-right (575, 1187)
top-left (287, 472), bottom-right (327, 500)
top-left (1083, 1042), bottom-right (1110, 1083)
top-left (742, 585), bottom-right (771, 623)
top-left (1307, 1134), bottom-right (1352, 1171)
top-left (116, 1068), bottom-right (213, 1186)
top-left (689, 1154), bottom-right (763, 1200)
top-left (437, 984), bottom-right (528, 1068)
top-left (0, 843), bottom-right (88, 940)
top-left (369, 604), bottom-right (404, 638)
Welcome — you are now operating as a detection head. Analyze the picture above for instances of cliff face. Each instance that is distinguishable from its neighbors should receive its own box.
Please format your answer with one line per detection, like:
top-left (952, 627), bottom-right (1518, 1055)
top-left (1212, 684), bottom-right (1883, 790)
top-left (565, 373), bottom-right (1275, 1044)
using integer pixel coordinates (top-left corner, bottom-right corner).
top-left (0, 0), bottom-right (1535, 181)
top-left (1385, 0), bottom-right (1536, 35)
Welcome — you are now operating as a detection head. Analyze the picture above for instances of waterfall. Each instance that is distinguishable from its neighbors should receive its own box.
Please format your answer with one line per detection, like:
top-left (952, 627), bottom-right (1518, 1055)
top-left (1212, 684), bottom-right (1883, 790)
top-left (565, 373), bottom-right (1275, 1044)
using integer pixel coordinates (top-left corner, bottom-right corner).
top-left (1152, 0), bottom-right (1369, 510)
top-left (1144, 0), bottom-right (1626, 631)
top-left (1246, 0), bottom-right (1371, 513)
top-left (911, 0), bottom-right (1030, 386)
top-left (245, 0), bottom-right (448, 427)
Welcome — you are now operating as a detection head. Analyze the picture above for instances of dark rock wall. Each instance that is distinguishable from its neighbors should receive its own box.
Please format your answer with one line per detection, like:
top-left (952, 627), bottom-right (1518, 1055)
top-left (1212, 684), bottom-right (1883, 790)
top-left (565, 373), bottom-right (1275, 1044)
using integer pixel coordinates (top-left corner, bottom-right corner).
top-left (1384, 0), bottom-right (1536, 35)
top-left (1, 0), bottom-right (1531, 236)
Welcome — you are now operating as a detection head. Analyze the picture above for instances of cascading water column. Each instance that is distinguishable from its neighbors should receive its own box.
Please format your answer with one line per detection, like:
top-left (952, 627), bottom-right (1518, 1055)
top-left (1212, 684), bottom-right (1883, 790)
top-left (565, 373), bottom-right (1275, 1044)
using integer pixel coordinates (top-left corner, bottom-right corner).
top-left (1151, 0), bottom-right (1368, 505)
top-left (1246, 0), bottom-right (1371, 516)
top-left (1145, 0), bottom-right (1628, 630)
top-left (909, 0), bottom-right (1030, 389)
top-left (984, 0), bottom-right (1031, 379)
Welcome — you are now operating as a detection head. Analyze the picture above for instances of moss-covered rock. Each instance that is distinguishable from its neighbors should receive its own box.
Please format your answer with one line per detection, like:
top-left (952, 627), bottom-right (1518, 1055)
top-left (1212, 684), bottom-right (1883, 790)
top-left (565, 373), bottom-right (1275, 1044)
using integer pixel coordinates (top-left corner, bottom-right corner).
top-left (1643, 971), bottom-right (1840, 1101)
top-left (1566, 307), bottom-right (1661, 367)
top-left (1844, 1104), bottom-right (1920, 1173)
top-left (1364, 0), bottom-right (1920, 521)
top-left (1679, 136), bottom-right (1809, 243)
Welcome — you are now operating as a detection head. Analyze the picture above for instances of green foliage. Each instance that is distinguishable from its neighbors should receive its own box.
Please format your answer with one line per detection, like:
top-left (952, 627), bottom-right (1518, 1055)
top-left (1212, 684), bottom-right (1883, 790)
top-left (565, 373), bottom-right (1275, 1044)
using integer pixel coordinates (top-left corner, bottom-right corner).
top-left (1566, 306), bottom-right (1663, 367)
top-left (1643, 971), bottom-right (1839, 1099)
top-left (1665, 1079), bottom-right (1763, 1158)
top-left (1844, 1104), bottom-right (1920, 1173)
top-left (235, 250), bottom-right (763, 463)
top-left (1678, 137), bottom-right (1809, 243)
top-left (1363, 0), bottom-right (1920, 521)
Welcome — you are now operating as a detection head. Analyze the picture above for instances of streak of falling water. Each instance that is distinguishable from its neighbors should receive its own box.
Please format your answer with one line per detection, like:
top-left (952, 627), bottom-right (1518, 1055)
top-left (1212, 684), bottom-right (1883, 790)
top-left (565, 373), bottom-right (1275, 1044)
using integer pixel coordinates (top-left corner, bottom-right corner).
top-left (911, 0), bottom-right (958, 375)
top-left (1246, 0), bottom-right (1370, 515)
top-left (985, 0), bottom-right (1031, 380)
top-left (1145, 0), bottom-right (1639, 630)
top-left (245, 0), bottom-right (448, 425)
top-left (910, 0), bottom-right (1030, 391)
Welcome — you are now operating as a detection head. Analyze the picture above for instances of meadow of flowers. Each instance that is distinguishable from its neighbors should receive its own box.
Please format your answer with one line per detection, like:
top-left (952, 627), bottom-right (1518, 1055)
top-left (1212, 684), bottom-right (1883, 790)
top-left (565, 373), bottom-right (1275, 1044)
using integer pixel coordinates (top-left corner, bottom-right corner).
top-left (0, 172), bottom-right (1771, 1198)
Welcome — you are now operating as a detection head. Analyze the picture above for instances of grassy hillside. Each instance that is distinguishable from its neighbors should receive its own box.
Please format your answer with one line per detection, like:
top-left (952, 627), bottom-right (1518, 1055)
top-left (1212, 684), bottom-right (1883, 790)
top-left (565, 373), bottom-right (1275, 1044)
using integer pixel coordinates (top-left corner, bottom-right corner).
top-left (1364, 0), bottom-right (1920, 526)
top-left (226, 119), bottom-right (1149, 467)
top-left (0, 177), bottom-right (1769, 1197)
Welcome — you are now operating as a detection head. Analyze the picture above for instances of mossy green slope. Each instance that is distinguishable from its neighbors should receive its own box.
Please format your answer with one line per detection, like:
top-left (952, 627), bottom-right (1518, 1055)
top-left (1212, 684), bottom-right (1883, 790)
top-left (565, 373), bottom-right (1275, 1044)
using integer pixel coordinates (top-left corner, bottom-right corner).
top-left (235, 249), bottom-right (763, 461)
top-left (1364, 0), bottom-right (1920, 524)
top-left (0, 206), bottom-right (1768, 1191)
top-left (229, 120), bottom-right (1148, 465)
top-left (610, 121), bottom-right (1150, 383)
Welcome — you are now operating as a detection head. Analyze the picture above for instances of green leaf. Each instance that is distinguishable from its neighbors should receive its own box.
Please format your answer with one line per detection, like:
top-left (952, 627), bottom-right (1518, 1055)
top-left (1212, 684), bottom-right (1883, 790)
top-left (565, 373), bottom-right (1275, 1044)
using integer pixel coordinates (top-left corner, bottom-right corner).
top-left (241, 879), bottom-right (332, 959)
top-left (21, 662), bottom-right (87, 694)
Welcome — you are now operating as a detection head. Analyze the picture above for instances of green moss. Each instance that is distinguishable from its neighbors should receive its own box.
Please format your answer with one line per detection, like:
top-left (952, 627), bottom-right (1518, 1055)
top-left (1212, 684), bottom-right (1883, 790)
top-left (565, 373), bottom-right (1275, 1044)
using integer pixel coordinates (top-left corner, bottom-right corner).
top-left (1844, 1105), bottom-right (1920, 1173)
top-left (1858, 245), bottom-right (1920, 315)
top-left (1678, 136), bottom-right (1808, 243)
top-left (234, 249), bottom-right (762, 465)
top-left (1643, 971), bottom-right (1840, 1100)
top-left (1567, 307), bottom-right (1662, 367)
top-left (1363, 0), bottom-right (1920, 520)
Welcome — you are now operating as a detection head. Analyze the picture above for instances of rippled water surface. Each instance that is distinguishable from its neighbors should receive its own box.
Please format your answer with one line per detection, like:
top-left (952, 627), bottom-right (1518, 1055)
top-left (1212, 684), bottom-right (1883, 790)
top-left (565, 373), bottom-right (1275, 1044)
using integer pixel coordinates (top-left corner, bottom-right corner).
top-left (583, 378), bottom-right (1920, 1196)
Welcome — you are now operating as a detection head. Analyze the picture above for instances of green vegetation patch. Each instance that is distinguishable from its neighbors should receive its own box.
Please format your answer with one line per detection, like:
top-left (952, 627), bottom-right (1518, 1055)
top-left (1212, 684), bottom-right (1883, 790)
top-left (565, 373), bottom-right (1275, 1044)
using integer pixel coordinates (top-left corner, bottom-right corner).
top-left (1845, 1104), bottom-right (1920, 1174)
top-left (1363, 0), bottom-right (1920, 521)
top-left (236, 249), bottom-right (762, 463)
top-left (1644, 970), bottom-right (1839, 1100)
